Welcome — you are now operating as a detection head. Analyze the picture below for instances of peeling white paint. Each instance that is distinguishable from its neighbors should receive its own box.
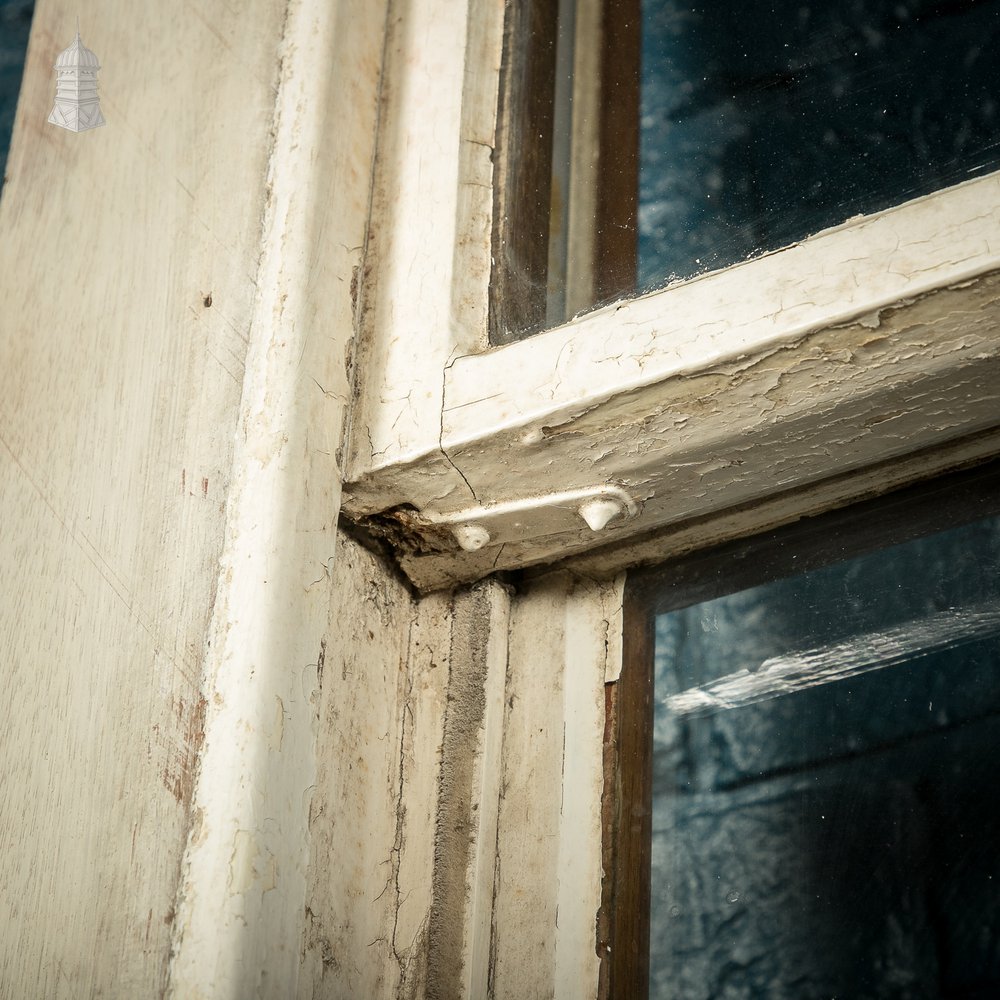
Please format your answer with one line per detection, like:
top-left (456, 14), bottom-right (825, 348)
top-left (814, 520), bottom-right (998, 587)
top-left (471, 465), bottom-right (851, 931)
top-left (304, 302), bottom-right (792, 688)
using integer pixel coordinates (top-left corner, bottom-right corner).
top-left (394, 275), bottom-right (1000, 590)
top-left (8, 4), bottom-right (999, 1000)
top-left (340, 39), bottom-right (1000, 590)
top-left (601, 576), bottom-right (626, 684)
top-left (344, 0), bottom-right (504, 486)
top-left (298, 534), bottom-right (427, 1000)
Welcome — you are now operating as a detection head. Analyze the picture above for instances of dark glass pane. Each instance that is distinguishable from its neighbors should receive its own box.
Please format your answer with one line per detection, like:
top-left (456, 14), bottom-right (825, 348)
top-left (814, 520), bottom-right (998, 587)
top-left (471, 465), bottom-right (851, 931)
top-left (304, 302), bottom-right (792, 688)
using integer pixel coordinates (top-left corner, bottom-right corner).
top-left (0, 3), bottom-right (33, 195)
top-left (640, 0), bottom-right (1000, 289)
top-left (652, 512), bottom-right (1000, 998)
top-left (497, 0), bottom-right (1000, 341)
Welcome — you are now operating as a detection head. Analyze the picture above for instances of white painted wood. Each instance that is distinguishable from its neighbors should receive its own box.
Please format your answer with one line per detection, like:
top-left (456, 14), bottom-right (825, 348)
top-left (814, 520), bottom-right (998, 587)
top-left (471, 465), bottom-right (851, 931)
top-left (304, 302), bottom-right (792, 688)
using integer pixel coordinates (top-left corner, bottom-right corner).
top-left (340, 48), bottom-right (1000, 589)
top-left (167, 2), bottom-right (388, 996)
top-left (343, 0), bottom-right (505, 495)
top-left (5, 3), bottom-right (623, 999)
top-left (492, 583), bottom-right (565, 996)
top-left (10, 4), bottom-right (997, 999)
top-left (392, 257), bottom-right (1000, 589)
top-left (392, 589), bottom-right (454, 999)
top-left (491, 574), bottom-right (614, 1000)
top-left (601, 575), bottom-right (625, 684)
top-left (304, 569), bottom-right (515, 1000)
top-left (298, 533), bottom-right (432, 1000)
top-left (552, 426), bottom-right (1000, 584)
top-left (0, 0), bottom-right (286, 993)
top-left (414, 582), bottom-right (510, 999)
top-left (553, 578), bottom-right (618, 1000)
top-left (447, 173), bottom-right (1000, 432)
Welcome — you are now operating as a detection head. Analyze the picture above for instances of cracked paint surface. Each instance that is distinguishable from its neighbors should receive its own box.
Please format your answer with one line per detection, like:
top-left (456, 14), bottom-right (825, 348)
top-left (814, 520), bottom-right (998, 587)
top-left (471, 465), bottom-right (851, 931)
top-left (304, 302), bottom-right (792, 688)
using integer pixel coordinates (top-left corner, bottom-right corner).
top-left (349, 267), bottom-right (1000, 592)
top-left (342, 136), bottom-right (1000, 591)
top-left (301, 534), bottom-right (500, 1000)
top-left (490, 574), bottom-right (617, 1000)
top-left (300, 533), bottom-right (517, 1000)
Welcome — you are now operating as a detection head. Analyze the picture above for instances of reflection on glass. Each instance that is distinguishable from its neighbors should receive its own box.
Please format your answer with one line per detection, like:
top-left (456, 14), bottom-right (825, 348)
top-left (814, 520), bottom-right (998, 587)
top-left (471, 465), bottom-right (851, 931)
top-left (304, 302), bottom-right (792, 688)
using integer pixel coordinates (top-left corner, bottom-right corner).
top-left (639, 0), bottom-right (1000, 289)
top-left (652, 514), bottom-right (1000, 998)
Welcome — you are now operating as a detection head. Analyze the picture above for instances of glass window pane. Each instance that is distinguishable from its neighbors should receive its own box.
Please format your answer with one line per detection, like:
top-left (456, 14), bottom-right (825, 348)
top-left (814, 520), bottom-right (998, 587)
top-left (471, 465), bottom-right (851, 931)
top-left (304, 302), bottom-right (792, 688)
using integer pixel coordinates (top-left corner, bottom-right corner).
top-left (651, 508), bottom-right (1000, 997)
top-left (640, 0), bottom-right (1000, 290)
top-left (493, 0), bottom-right (1000, 341)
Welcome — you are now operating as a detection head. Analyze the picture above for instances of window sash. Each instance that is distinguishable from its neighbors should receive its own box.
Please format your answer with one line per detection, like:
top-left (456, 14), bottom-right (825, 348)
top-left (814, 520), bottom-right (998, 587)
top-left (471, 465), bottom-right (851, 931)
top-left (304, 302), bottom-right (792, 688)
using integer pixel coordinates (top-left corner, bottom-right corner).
top-left (342, 0), bottom-right (1000, 593)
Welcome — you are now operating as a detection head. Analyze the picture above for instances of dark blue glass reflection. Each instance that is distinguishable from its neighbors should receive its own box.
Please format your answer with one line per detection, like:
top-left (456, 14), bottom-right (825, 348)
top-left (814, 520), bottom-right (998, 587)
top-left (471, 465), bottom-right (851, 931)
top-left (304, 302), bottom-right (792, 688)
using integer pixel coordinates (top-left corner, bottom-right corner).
top-left (0, 3), bottom-right (34, 195)
top-left (653, 514), bottom-right (1000, 998)
top-left (639, 0), bottom-right (1000, 289)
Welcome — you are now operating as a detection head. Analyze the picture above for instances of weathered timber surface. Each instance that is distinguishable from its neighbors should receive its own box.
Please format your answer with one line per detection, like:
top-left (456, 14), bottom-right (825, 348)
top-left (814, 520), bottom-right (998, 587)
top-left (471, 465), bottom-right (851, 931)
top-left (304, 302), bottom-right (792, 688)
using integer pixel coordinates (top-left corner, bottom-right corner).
top-left (0, 0), bottom-right (286, 994)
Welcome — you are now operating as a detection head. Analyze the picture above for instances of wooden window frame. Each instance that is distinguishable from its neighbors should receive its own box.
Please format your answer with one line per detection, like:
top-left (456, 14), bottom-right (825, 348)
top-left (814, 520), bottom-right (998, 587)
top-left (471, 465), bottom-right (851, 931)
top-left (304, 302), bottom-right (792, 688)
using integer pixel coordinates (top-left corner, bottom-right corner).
top-left (340, 0), bottom-right (1000, 595)
top-left (331, 4), bottom-right (1000, 997)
